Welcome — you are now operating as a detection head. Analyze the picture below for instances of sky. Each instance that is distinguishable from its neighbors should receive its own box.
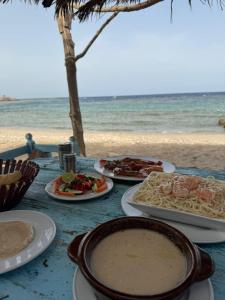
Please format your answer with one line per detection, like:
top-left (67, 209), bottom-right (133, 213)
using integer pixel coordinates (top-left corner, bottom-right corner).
top-left (0, 1), bottom-right (225, 98)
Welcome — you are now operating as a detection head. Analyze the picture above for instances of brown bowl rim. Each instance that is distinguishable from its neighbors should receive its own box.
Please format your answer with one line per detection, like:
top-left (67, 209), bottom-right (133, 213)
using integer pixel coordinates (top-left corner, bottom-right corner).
top-left (77, 216), bottom-right (198, 299)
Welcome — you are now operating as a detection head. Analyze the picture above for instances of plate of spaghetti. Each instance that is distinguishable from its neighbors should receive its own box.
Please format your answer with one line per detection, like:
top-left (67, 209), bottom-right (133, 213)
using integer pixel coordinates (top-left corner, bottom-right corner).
top-left (126, 171), bottom-right (225, 230)
top-left (94, 156), bottom-right (175, 181)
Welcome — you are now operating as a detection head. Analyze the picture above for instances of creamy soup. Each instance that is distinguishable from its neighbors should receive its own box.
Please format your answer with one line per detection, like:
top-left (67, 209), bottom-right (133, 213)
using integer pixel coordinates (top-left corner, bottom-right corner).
top-left (90, 229), bottom-right (187, 295)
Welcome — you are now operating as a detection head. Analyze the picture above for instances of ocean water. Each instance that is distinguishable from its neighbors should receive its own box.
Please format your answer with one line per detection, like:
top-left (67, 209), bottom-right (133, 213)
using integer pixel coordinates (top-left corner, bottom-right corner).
top-left (0, 92), bottom-right (225, 133)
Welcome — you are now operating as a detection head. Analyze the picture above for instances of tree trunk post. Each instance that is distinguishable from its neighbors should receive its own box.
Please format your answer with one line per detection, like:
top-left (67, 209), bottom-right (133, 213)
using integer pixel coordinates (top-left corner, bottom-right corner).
top-left (57, 13), bottom-right (86, 156)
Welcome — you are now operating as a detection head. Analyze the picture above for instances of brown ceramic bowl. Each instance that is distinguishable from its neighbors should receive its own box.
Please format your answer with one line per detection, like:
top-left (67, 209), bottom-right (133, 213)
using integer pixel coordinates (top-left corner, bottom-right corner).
top-left (68, 217), bottom-right (214, 300)
top-left (0, 159), bottom-right (40, 211)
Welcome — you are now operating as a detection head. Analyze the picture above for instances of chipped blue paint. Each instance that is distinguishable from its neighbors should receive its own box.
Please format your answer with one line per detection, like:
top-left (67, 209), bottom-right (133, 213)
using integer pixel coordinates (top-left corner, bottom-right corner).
top-left (0, 157), bottom-right (225, 300)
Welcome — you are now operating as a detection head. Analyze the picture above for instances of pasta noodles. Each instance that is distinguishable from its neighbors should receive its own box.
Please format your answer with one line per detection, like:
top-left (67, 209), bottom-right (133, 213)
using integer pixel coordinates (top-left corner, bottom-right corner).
top-left (133, 172), bottom-right (225, 220)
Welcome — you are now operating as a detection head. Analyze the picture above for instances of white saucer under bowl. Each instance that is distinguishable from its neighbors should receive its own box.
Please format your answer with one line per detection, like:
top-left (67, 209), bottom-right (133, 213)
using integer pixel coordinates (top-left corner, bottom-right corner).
top-left (72, 268), bottom-right (214, 300)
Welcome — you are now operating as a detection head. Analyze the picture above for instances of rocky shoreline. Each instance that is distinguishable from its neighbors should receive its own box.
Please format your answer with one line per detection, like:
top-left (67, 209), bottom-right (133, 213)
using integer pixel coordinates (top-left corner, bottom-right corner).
top-left (0, 95), bottom-right (16, 101)
top-left (218, 118), bottom-right (225, 127)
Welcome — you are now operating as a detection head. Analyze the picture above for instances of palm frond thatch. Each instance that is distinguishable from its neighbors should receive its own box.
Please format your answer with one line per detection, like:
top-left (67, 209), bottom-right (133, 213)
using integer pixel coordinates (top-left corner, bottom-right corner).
top-left (54, 0), bottom-right (138, 18)
top-left (0, 0), bottom-right (224, 21)
top-left (59, 0), bottom-right (224, 21)
top-left (74, 0), bottom-right (141, 21)
top-left (42, 0), bottom-right (55, 7)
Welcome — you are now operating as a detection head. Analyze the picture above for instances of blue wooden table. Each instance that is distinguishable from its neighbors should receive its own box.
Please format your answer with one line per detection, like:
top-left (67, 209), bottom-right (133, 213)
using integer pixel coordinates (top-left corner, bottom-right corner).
top-left (1, 157), bottom-right (225, 300)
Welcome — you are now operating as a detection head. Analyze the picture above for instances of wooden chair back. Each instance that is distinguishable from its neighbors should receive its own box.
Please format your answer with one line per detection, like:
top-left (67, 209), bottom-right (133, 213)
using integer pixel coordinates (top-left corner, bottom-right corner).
top-left (0, 133), bottom-right (80, 160)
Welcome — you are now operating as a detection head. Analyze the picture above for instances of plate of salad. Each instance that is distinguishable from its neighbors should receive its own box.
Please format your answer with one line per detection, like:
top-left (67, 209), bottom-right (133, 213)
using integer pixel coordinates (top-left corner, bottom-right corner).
top-left (45, 172), bottom-right (114, 201)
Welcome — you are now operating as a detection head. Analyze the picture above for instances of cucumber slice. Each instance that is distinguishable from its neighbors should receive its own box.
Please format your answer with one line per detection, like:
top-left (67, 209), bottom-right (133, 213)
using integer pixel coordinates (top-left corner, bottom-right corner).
top-left (59, 184), bottom-right (66, 192)
top-left (92, 183), bottom-right (97, 192)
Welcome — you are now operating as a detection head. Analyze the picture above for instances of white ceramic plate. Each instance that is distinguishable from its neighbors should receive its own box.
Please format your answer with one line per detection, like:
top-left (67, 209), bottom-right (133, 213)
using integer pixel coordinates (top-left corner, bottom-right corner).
top-left (126, 184), bottom-right (225, 231)
top-left (0, 210), bottom-right (56, 275)
top-left (45, 177), bottom-right (113, 201)
top-left (121, 186), bottom-right (225, 244)
top-left (94, 155), bottom-right (175, 181)
top-left (72, 268), bottom-right (214, 300)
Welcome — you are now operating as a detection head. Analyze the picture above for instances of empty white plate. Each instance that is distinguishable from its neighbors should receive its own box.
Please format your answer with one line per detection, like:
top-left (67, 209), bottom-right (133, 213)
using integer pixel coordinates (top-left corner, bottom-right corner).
top-left (0, 210), bottom-right (56, 274)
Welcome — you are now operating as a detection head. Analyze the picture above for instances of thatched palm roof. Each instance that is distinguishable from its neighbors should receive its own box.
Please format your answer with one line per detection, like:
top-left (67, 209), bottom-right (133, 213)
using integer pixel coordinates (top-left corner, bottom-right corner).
top-left (0, 0), bottom-right (223, 21)
top-left (51, 0), bottom-right (225, 21)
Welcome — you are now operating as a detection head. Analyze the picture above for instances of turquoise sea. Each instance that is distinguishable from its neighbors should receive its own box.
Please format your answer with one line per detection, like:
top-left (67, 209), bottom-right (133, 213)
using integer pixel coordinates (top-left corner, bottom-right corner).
top-left (0, 92), bottom-right (225, 133)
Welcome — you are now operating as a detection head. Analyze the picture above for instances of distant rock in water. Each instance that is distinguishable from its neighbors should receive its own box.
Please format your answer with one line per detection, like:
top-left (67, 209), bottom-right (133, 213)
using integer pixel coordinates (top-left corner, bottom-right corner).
top-left (218, 118), bottom-right (225, 127)
top-left (0, 95), bottom-right (16, 101)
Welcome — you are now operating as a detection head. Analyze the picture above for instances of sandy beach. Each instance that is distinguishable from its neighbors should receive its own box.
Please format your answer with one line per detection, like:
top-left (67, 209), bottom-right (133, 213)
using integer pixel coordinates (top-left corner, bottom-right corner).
top-left (1, 128), bottom-right (225, 170)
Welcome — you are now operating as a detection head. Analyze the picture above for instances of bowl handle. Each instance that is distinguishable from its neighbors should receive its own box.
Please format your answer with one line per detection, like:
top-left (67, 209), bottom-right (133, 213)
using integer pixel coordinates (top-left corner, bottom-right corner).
top-left (195, 247), bottom-right (215, 281)
top-left (67, 232), bottom-right (87, 264)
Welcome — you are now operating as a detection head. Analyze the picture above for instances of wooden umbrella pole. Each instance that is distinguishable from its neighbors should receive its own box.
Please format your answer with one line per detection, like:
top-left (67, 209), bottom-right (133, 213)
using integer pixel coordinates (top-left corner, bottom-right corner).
top-left (57, 13), bottom-right (86, 156)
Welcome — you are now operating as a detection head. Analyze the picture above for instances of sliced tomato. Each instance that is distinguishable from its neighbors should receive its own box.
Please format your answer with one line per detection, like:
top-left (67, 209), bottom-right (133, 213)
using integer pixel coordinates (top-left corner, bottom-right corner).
top-left (96, 176), bottom-right (106, 188)
top-left (53, 182), bottom-right (58, 193)
top-left (77, 174), bottom-right (86, 180)
top-left (53, 179), bottom-right (61, 193)
top-left (57, 176), bottom-right (62, 181)
top-left (95, 182), bottom-right (107, 193)
top-left (84, 181), bottom-right (91, 190)
top-left (74, 183), bottom-right (85, 191)
top-left (55, 176), bottom-right (62, 185)
top-left (99, 160), bottom-right (107, 167)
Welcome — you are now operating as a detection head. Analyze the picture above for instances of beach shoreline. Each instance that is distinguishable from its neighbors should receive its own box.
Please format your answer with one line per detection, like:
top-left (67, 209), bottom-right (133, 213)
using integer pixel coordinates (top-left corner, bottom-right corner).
top-left (0, 128), bottom-right (225, 170)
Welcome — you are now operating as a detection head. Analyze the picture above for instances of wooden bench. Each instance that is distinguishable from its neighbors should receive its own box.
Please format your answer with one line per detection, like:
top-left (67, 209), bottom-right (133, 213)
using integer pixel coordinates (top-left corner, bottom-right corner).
top-left (0, 133), bottom-right (80, 160)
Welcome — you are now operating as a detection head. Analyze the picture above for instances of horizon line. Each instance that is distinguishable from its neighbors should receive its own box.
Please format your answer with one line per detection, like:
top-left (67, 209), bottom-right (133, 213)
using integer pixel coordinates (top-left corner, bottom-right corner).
top-left (16, 90), bottom-right (225, 100)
